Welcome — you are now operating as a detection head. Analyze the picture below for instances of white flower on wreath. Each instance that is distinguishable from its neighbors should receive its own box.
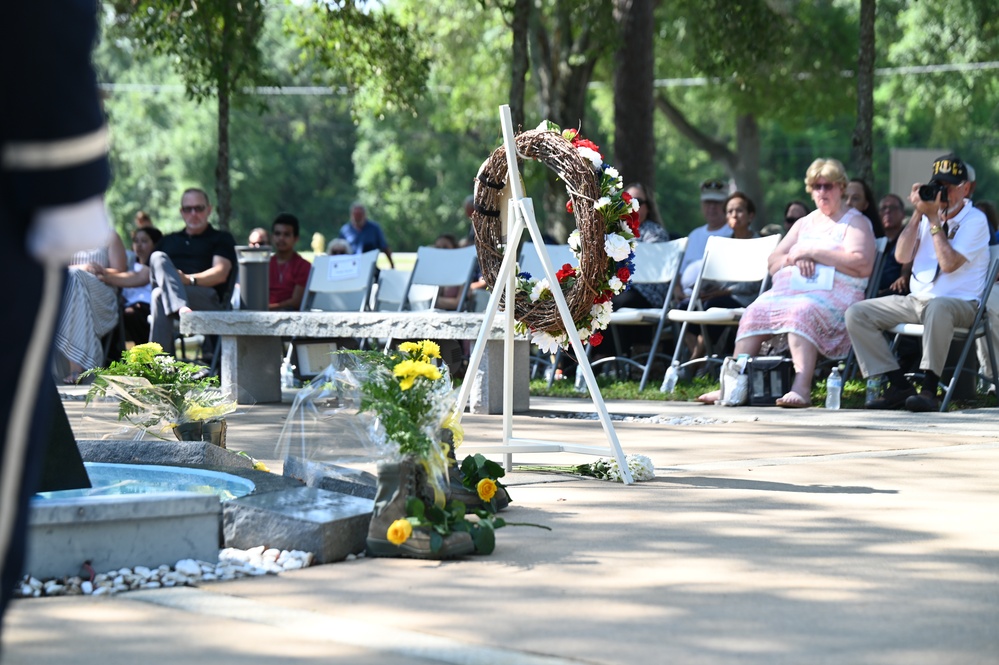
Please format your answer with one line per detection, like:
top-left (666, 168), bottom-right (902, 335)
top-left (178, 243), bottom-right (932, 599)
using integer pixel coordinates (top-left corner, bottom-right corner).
top-left (576, 146), bottom-right (603, 171)
top-left (631, 198), bottom-right (641, 212)
top-left (603, 166), bottom-right (622, 189)
top-left (532, 330), bottom-right (561, 355)
top-left (594, 196), bottom-right (612, 211)
top-left (608, 276), bottom-right (624, 294)
top-left (567, 229), bottom-right (581, 253)
top-left (529, 278), bottom-right (551, 303)
top-left (604, 233), bottom-right (632, 262)
top-left (590, 301), bottom-right (613, 327)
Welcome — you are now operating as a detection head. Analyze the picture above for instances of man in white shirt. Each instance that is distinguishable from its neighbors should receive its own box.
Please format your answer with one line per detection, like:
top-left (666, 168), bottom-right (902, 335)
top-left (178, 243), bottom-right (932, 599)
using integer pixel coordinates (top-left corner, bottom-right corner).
top-left (845, 154), bottom-right (990, 411)
top-left (678, 178), bottom-right (734, 274)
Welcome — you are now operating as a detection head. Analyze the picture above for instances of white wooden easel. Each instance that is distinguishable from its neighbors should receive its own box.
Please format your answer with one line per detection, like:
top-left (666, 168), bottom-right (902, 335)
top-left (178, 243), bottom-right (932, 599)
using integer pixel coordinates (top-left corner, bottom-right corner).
top-left (454, 106), bottom-right (633, 485)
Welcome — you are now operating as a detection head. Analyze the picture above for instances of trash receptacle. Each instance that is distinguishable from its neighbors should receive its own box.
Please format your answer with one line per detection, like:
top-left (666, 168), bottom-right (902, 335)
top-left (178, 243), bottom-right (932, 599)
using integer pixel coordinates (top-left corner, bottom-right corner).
top-left (236, 245), bottom-right (272, 310)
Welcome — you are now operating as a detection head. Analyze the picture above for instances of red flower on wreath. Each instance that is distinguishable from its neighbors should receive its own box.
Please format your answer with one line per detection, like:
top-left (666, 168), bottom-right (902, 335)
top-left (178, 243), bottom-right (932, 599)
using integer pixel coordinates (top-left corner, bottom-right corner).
top-left (572, 137), bottom-right (601, 155)
top-left (556, 263), bottom-right (576, 283)
top-left (589, 331), bottom-right (604, 346)
top-left (621, 191), bottom-right (633, 205)
top-left (565, 199), bottom-right (574, 214)
top-left (617, 266), bottom-right (631, 282)
top-left (593, 291), bottom-right (612, 304)
top-left (627, 211), bottom-right (641, 235)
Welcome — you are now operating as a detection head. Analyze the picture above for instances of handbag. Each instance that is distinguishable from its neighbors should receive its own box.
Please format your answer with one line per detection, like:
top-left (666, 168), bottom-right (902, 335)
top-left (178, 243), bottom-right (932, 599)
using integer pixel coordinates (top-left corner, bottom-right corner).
top-left (747, 356), bottom-right (795, 406)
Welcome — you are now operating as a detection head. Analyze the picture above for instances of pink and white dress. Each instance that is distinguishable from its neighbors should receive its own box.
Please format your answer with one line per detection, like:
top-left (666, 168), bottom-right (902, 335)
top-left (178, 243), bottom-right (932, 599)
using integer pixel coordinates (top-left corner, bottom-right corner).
top-left (736, 207), bottom-right (869, 359)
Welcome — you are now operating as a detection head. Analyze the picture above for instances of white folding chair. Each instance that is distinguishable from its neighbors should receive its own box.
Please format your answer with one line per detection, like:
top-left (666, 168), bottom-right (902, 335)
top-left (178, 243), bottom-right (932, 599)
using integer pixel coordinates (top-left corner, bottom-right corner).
top-left (887, 245), bottom-right (999, 411)
top-left (381, 245), bottom-right (479, 351)
top-left (586, 238), bottom-right (688, 391)
top-left (398, 245), bottom-right (479, 312)
top-left (661, 234), bottom-right (782, 392)
top-left (302, 250), bottom-right (379, 312)
top-left (292, 250), bottom-right (379, 379)
top-left (519, 242), bottom-right (576, 280)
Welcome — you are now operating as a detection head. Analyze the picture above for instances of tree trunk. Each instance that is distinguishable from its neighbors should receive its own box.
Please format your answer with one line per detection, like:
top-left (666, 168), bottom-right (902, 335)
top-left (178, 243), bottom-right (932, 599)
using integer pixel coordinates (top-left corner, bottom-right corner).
top-left (216, 87), bottom-right (231, 232)
top-left (733, 114), bottom-right (765, 230)
top-left (851, 0), bottom-right (875, 186)
top-left (509, 0), bottom-right (530, 132)
top-left (612, 0), bottom-right (655, 190)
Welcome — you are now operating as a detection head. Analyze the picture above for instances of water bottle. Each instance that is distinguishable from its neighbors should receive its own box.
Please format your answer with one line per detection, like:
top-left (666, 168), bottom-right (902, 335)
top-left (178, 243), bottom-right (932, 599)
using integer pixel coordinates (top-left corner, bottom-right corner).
top-left (865, 375), bottom-right (882, 403)
top-left (825, 366), bottom-right (842, 410)
top-left (661, 362), bottom-right (679, 393)
top-left (281, 360), bottom-right (295, 389)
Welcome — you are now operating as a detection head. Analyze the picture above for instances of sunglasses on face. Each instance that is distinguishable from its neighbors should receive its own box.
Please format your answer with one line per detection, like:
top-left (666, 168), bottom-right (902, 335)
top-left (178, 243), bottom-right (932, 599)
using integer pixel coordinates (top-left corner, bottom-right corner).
top-left (812, 183), bottom-right (837, 192)
top-left (701, 180), bottom-right (726, 190)
top-left (785, 216), bottom-right (801, 225)
top-left (181, 205), bottom-right (207, 214)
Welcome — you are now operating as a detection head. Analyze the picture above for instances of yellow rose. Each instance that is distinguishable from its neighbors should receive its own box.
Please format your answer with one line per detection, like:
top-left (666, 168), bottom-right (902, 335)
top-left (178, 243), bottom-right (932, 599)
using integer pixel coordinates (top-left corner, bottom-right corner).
top-left (477, 478), bottom-right (497, 502)
top-left (253, 461), bottom-right (271, 473)
top-left (386, 518), bottom-right (413, 545)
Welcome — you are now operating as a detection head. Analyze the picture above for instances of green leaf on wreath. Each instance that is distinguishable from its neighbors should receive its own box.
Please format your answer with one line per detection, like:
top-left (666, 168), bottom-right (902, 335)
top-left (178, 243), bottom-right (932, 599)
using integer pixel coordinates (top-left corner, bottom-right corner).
top-left (429, 530), bottom-right (443, 553)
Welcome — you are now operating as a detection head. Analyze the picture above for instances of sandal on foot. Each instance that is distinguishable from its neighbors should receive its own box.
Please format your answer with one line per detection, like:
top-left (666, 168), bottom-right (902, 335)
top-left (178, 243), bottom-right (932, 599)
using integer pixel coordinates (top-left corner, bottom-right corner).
top-left (775, 391), bottom-right (810, 408)
top-left (697, 389), bottom-right (721, 405)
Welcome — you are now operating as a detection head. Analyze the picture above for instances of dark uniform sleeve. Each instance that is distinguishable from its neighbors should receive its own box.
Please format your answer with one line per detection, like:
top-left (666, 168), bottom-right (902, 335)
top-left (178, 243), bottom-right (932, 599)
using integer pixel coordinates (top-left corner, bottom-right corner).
top-left (2, 0), bottom-right (111, 225)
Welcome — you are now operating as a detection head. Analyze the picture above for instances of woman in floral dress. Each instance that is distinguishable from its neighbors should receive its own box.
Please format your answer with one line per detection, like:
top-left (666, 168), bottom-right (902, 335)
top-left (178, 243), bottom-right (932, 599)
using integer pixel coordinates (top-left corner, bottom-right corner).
top-left (698, 158), bottom-right (876, 408)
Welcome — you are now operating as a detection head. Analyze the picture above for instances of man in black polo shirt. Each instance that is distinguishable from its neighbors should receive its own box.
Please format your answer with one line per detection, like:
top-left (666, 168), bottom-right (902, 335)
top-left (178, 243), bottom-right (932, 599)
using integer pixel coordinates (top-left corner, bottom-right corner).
top-left (148, 188), bottom-right (237, 354)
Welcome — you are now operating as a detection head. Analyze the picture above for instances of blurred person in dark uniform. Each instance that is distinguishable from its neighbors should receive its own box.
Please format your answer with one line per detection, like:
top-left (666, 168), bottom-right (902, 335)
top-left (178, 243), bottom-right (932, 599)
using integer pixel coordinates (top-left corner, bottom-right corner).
top-left (1, 0), bottom-right (111, 636)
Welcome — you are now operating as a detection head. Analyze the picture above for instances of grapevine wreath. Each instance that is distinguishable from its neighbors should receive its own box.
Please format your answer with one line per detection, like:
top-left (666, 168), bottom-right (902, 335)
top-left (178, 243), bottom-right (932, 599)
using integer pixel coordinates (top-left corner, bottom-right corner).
top-left (470, 121), bottom-right (641, 354)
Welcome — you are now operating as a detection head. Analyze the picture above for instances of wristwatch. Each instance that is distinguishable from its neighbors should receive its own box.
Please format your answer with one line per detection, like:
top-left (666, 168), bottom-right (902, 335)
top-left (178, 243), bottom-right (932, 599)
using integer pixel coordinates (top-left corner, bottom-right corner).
top-left (190, 276), bottom-right (198, 286)
top-left (929, 223), bottom-right (942, 236)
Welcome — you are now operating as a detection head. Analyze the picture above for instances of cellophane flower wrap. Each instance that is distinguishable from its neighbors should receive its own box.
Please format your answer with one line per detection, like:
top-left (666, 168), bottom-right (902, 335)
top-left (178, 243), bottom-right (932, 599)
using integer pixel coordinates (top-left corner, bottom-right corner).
top-left (304, 341), bottom-right (459, 506)
top-left (82, 343), bottom-right (237, 438)
top-left (511, 120), bottom-right (640, 354)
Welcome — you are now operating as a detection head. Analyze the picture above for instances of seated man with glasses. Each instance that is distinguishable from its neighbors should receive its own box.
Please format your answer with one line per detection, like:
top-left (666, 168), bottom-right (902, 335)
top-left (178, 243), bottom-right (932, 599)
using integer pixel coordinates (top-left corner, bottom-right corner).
top-left (876, 193), bottom-right (913, 296)
top-left (679, 178), bottom-right (734, 275)
top-left (148, 187), bottom-right (237, 354)
top-left (845, 154), bottom-right (990, 411)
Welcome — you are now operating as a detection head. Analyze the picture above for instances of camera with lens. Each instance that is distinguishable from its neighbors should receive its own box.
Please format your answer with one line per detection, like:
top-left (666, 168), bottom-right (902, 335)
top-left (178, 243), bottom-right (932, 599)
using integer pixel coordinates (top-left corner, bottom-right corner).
top-left (918, 182), bottom-right (948, 204)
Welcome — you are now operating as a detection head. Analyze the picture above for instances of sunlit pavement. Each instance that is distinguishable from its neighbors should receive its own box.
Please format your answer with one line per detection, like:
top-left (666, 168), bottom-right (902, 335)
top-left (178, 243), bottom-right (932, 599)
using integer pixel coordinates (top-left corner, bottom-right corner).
top-left (4, 388), bottom-right (997, 665)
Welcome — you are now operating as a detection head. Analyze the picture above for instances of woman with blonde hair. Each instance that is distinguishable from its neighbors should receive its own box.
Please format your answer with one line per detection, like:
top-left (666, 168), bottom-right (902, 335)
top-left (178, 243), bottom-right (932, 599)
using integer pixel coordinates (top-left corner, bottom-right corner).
top-left (698, 158), bottom-right (876, 407)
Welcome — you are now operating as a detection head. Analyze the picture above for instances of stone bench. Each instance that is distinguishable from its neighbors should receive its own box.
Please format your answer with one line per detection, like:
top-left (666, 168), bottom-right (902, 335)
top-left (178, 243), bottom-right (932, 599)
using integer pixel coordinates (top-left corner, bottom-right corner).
top-left (180, 310), bottom-right (530, 414)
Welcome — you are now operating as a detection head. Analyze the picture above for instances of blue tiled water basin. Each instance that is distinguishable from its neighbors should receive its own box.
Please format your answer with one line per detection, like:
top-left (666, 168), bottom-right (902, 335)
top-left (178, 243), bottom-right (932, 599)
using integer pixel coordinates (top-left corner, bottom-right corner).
top-left (35, 462), bottom-right (255, 502)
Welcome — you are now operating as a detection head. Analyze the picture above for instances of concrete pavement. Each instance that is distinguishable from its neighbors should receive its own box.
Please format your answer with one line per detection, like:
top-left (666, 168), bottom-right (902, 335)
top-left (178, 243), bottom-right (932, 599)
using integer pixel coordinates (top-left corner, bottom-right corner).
top-left (3, 389), bottom-right (998, 664)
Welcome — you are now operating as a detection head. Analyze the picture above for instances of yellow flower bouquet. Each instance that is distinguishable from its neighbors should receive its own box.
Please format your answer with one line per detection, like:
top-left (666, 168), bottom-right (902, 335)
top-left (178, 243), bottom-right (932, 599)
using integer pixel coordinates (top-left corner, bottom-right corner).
top-left (82, 342), bottom-right (237, 439)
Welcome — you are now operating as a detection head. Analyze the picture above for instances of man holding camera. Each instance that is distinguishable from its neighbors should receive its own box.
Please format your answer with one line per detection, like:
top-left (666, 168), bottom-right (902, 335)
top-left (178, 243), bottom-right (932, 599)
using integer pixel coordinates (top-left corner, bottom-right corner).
top-left (845, 154), bottom-right (990, 411)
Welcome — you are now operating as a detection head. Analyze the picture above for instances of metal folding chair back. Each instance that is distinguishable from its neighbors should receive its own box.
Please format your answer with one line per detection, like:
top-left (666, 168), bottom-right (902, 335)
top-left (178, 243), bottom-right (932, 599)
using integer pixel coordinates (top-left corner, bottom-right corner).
top-left (661, 234), bottom-right (782, 392)
top-left (585, 238), bottom-right (688, 391)
top-left (302, 250), bottom-right (379, 312)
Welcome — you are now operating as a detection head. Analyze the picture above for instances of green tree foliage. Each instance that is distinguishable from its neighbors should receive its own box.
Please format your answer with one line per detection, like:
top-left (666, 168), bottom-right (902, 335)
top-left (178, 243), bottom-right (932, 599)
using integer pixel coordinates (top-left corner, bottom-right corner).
top-left (107, 0), bottom-right (269, 229)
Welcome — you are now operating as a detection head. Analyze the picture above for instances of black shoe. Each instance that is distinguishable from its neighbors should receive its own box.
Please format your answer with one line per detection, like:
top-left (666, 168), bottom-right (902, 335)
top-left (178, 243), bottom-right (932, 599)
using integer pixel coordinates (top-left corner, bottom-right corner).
top-left (905, 392), bottom-right (940, 412)
top-left (865, 384), bottom-right (916, 410)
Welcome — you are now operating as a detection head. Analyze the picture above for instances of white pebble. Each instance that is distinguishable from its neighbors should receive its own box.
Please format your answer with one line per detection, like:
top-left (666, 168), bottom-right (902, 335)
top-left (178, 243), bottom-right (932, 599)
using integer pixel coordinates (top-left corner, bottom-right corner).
top-left (20, 584), bottom-right (32, 596)
top-left (281, 558), bottom-right (304, 571)
top-left (133, 566), bottom-right (152, 578)
top-left (81, 581), bottom-right (94, 595)
top-left (174, 559), bottom-right (202, 577)
top-left (92, 586), bottom-right (112, 596)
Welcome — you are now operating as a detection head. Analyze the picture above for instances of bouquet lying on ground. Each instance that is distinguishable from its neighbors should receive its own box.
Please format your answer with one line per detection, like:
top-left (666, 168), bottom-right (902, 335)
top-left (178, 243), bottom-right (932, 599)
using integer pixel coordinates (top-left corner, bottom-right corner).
top-left (520, 453), bottom-right (656, 483)
top-left (82, 342), bottom-right (236, 437)
top-left (574, 454), bottom-right (656, 483)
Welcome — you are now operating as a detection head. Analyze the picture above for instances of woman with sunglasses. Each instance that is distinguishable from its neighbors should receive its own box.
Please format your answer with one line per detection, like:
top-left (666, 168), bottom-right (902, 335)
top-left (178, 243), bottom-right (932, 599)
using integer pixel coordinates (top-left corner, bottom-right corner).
top-left (698, 158), bottom-right (876, 408)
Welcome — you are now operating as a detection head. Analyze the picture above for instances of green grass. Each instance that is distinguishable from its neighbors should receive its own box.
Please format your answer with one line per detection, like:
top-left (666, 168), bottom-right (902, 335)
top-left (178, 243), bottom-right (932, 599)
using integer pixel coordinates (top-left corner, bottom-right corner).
top-left (529, 376), bottom-right (997, 411)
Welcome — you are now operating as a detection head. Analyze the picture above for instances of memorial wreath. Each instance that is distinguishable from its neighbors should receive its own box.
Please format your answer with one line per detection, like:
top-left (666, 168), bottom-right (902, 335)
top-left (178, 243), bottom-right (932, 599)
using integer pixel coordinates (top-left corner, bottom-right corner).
top-left (471, 121), bottom-right (640, 353)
